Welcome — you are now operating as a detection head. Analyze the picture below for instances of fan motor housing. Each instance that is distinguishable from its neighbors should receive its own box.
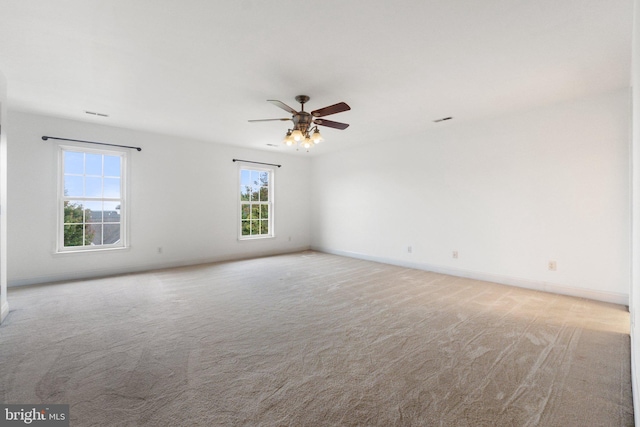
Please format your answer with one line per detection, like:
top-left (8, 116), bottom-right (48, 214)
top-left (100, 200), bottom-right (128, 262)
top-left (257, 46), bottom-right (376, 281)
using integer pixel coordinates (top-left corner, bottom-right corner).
top-left (294, 111), bottom-right (313, 132)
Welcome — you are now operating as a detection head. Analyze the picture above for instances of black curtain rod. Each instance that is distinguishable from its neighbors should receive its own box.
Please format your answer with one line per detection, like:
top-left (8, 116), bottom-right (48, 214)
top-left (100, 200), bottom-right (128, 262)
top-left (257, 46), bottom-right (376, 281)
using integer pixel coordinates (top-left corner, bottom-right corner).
top-left (232, 159), bottom-right (281, 168)
top-left (42, 136), bottom-right (142, 152)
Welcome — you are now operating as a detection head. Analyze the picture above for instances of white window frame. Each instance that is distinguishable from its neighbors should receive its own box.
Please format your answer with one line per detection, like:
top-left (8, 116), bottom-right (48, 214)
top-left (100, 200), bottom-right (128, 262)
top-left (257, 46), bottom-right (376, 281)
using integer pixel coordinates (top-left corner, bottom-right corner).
top-left (57, 144), bottom-right (129, 253)
top-left (238, 163), bottom-right (275, 240)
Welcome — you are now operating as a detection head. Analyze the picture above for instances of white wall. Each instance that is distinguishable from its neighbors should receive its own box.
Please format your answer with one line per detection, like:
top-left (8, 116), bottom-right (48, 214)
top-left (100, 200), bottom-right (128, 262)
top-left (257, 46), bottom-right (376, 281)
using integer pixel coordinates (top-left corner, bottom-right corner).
top-left (0, 69), bottom-right (7, 323)
top-left (5, 89), bottom-right (632, 304)
top-left (630, 0), bottom-right (639, 422)
top-left (311, 89), bottom-right (631, 304)
top-left (7, 111), bottom-right (311, 286)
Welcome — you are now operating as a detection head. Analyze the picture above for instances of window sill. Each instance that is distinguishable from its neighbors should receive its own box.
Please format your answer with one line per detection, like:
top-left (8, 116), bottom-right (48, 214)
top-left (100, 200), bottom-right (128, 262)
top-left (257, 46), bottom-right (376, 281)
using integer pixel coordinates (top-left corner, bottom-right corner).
top-left (238, 235), bottom-right (275, 241)
top-left (54, 246), bottom-right (130, 256)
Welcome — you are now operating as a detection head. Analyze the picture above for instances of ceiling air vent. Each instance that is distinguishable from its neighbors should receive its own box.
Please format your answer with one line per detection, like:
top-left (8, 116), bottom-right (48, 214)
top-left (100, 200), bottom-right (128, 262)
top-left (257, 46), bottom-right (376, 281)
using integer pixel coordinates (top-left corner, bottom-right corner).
top-left (85, 111), bottom-right (109, 117)
top-left (433, 116), bottom-right (453, 123)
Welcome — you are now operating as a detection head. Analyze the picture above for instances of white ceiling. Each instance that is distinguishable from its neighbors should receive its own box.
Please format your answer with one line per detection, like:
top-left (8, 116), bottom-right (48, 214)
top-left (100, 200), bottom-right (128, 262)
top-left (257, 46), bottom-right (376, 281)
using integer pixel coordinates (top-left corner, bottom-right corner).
top-left (0, 0), bottom-right (633, 156)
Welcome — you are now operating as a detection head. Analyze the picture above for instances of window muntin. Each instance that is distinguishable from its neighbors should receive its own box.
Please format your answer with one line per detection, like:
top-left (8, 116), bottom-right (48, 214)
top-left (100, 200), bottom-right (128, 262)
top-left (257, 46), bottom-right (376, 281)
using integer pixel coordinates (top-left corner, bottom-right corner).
top-left (239, 166), bottom-right (273, 239)
top-left (59, 147), bottom-right (127, 251)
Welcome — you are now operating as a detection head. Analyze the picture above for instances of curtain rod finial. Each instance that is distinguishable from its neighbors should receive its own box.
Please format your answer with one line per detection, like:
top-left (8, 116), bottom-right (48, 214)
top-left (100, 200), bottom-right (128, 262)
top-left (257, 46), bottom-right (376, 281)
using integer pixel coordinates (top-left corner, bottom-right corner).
top-left (42, 136), bottom-right (48, 140)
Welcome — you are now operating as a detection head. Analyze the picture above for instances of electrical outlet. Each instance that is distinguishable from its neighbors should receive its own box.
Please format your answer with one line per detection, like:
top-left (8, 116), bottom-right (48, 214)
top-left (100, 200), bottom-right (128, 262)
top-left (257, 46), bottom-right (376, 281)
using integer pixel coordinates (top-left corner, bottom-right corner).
top-left (407, 246), bottom-right (412, 254)
top-left (452, 250), bottom-right (458, 259)
top-left (548, 260), bottom-right (557, 271)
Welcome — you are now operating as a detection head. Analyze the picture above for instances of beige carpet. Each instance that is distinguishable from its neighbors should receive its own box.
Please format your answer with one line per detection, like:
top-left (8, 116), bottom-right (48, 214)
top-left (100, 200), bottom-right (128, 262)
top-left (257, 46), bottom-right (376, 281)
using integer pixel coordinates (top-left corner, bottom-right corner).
top-left (0, 251), bottom-right (633, 426)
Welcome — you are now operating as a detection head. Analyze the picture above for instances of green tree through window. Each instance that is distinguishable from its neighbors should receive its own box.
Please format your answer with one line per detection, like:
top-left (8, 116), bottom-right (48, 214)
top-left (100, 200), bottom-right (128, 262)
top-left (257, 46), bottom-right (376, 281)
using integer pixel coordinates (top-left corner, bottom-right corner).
top-left (239, 167), bottom-right (273, 238)
top-left (63, 201), bottom-right (95, 246)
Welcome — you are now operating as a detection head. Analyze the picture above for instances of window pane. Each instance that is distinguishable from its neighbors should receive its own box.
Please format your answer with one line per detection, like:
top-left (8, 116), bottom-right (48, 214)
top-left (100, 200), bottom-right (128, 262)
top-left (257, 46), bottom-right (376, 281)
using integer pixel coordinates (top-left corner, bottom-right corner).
top-left (104, 156), bottom-right (121, 177)
top-left (251, 170), bottom-right (261, 186)
top-left (241, 204), bottom-right (250, 220)
top-left (251, 205), bottom-right (260, 219)
top-left (250, 186), bottom-right (259, 201)
top-left (64, 201), bottom-right (86, 223)
top-left (64, 175), bottom-right (83, 197)
top-left (250, 220), bottom-right (260, 234)
top-left (261, 204), bottom-right (269, 219)
top-left (241, 186), bottom-right (251, 201)
top-left (241, 169), bottom-right (251, 187)
top-left (103, 201), bottom-right (121, 222)
top-left (87, 223), bottom-right (102, 245)
top-left (259, 186), bottom-right (268, 201)
top-left (85, 177), bottom-right (102, 197)
top-left (85, 154), bottom-right (102, 176)
top-left (84, 201), bottom-right (103, 223)
top-left (261, 220), bottom-right (269, 235)
top-left (104, 178), bottom-right (120, 198)
top-left (241, 220), bottom-right (251, 236)
top-left (64, 151), bottom-right (84, 174)
top-left (64, 224), bottom-right (85, 246)
top-left (259, 171), bottom-right (269, 186)
top-left (103, 224), bottom-right (121, 244)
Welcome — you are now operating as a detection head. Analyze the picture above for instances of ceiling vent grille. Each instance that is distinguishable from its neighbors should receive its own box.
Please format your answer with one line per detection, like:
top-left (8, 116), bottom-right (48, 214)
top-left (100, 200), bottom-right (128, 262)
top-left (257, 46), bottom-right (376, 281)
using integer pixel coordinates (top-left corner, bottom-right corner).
top-left (433, 116), bottom-right (453, 123)
top-left (85, 111), bottom-right (109, 117)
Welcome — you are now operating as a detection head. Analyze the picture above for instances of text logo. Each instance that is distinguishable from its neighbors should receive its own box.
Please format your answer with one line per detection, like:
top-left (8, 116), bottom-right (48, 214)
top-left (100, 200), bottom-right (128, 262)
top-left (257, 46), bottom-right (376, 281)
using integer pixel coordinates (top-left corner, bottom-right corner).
top-left (0, 405), bottom-right (68, 427)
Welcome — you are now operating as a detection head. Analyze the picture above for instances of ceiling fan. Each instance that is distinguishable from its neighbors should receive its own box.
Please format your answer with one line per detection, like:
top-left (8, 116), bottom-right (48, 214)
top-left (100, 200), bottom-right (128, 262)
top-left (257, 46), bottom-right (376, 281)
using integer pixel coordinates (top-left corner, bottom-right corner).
top-left (249, 95), bottom-right (350, 151)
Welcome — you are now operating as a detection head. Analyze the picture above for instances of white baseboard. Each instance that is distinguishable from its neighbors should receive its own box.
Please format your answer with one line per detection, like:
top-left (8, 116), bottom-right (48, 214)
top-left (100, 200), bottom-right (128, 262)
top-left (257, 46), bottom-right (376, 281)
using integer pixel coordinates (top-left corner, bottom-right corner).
top-left (8, 247), bottom-right (311, 288)
top-left (8, 246), bottom-right (628, 306)
top-left (1, 300), bottom-right (8, 324)
top-left (312, 246), bottom-right (629, 306)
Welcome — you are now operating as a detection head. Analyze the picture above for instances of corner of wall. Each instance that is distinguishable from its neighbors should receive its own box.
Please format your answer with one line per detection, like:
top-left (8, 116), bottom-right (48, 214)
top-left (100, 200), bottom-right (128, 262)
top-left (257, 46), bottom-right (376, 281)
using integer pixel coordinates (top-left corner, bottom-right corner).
top-left (313, 246), bottom-right (629, 305)
top-left (630, 0), bottom-right (640, 423)
top-left (0, 301), bottom-right (8, 323)
top-left (0, 68), bottom-right (8, 324)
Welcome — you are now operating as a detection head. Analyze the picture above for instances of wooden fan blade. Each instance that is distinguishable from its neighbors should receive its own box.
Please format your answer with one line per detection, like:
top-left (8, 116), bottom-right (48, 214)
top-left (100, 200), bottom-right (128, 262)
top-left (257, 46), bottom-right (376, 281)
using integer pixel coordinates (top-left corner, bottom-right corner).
top-left (267, 100), bottom-right (298, 114)
top-left (314, 119), bottom-right (350, 130)
top-left (248, 118), bottom-right (291, 122)
top-left (311, 102), bottom-right (351, 117)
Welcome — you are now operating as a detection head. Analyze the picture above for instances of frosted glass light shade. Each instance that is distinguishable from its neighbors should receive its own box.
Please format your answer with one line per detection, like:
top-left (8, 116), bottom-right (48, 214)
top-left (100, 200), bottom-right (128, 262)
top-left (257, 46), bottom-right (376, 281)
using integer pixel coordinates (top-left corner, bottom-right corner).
top-left (291, 129), bottom-right (303, 141)
top-left (283, 132), bottom-right (295, 146)
top-left (311, 129), bottom-right (324, 144)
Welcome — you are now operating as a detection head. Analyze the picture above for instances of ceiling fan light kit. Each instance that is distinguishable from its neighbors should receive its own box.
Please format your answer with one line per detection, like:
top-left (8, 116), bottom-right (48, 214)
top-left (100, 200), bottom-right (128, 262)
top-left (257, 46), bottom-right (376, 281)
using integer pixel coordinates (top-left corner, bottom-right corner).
top-left (249, 95), bottom-right (350, 152)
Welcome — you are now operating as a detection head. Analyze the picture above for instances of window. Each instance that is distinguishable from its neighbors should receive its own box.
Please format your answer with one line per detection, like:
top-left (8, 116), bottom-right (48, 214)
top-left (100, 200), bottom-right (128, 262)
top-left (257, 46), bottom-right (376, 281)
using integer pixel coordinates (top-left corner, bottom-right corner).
top-left (58, 146), bottom-right (127, 252)
top-left (239, 166), bottom-right (274, 239)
